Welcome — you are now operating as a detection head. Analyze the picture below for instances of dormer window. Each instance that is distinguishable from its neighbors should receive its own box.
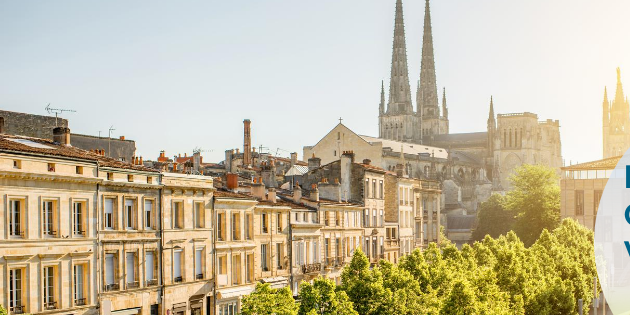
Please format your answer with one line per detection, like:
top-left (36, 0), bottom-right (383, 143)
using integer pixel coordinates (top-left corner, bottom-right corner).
top-left (107, 172), bottom-right (114, 181)
top-left (147, 177), bottom-right (153, 184)
top-left (13, 160), bottom-right (21, 169)
top-left (127, 175), bottom-right (133, 182)
top-left (76, 166), bottom-right (83, 175)
top-left (47, 163), bottom-right (55, 172)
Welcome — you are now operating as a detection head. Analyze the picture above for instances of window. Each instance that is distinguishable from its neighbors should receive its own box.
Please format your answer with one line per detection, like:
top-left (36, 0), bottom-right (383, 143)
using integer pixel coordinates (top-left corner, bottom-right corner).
top-left (218, 213), bottom-right (226, 241)
top-left (324, 238), bottom-right (330, 261)
top-left (44, 266), bottom-right (57, 310)
top-left (379, 210), bottom-right (384, 227)
top-left (107, 172), bottom-right (114, 180)
top-left (104, 198), bottom-right (115, 230)
top-left (313, 240), bottom-right (319, 263)
top-left (232, 254), bottom-right (241, 285)
top-left (125, 199), bottom-right (136, 230)
top-left (173, 202), bottom-right (183, 229)
top-left (145, 251), bottom-right (157, 285)
top-left (218, 302), bottom-right (238, 315)
top-left (365, 179), bottom-right (370, 199)
top-left (399, 187), bottom-right (404, 205)
top-left (105, 253), bottom-right (118, 291)
top-left (324, 211), bottom-right (330, 226)
top-left (173, 249), bottom-right (183, 282)
top-left (127, 175), bottom-right (133, 182)
top-left (42, 200), bottom-right (56, 237)
top-left (245, 214), bottom-right (252, 240)
top-left (76, 166), bottom-right (83, 175)
top-left (13, 160), bottom-right (21, 169)
top-left (144, 200), bottom-right (154, 229)
top-left (74, 264), bottom-right (86, 306)
top-left (48, 163), bottom-right (55, 172)
top-left (147, 177), bottom-right (153, 184)
top-left (195, 248), bottom-right (204, 279)
top-left (372, 236), bottom-right (378, 258)
top-left (262, 213), bottom-right (268, 233)
top-left (73, 201), bottom-right (86, 236)
top-left (276, 243), bottom-right (283, 269)
top-left (261, 244), bottom-right (269, 271)
top-left (126, 252), bottom-right (138, 288)
top-left (246, 254), bottom-right (254, 283)
top-left (363, 209), bottom-right (370, 227)
top-left (372, 179), bottom-right (376, 199)
top-left (335, 212), bottom-right (340, 226)
top-left (218, 255), bottom-right (227, 275)
top-left (232, 213), bottom-right (241, 241)
top-left (9, 269), bottom-right (23, 314)
top-left (277, 213), bottom-right (282, 231)
top-left (379, 181), bottom-right (384, 199)
top-left (195, 202), bottom-right (205, 228)
top-left (595, 190), bottom-right (603, 215)
top-left (575, 190), bottom-right (584, 215)
top-left (372, 210), bottom-right (377, 228)
top-left (9, 199), bottom-right (23, 237)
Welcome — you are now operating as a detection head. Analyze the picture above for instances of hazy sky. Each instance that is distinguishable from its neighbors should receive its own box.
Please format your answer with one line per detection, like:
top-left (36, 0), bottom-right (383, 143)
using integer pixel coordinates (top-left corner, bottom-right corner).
top-left (1, 0), bottom-right (629, 164)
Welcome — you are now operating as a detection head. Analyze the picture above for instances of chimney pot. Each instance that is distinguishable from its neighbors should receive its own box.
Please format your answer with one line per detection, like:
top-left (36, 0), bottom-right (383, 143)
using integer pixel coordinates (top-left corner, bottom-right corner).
top-left (363, 159), bottom-right (371, 165)
top-left (52, 127), bottom-right (71, 146)
top-left (119, 136), bottom-right (125, 140)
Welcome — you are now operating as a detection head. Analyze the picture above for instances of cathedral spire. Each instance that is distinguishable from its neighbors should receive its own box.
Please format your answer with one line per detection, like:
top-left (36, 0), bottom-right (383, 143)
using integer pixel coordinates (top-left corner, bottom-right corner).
top-left (488, 96), bottom-right (496, 127)
top-left (379, 80), bottom-right (385, 115)
top-left (387, 0), bottom-right (413, 114)
top-left (603, 87), bottom-right (609, 125)
top-left (442, 87), bottom-right (448, 119)
top-left (613, 67), bottom-right (625, 110)
top-left (417, 0), bottom-right (439, 117)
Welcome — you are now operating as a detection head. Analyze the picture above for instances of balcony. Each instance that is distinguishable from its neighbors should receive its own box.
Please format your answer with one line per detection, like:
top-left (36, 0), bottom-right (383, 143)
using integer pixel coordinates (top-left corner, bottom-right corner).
top-left (127, 281), bottom-right (140, 289)
top-left (302, 263), bottom-right (322, 274)
top-left (44, 301), bottom-right (57, 310)
top-left (43, 230), bottom-right (57, 237)
top-left (326, 257), bottom-right (344, 268)
top-left (104, 283), bottom-right (120, 292)
top-left (146, 279), bottom-right (158, 287)
top-left (75, 298), bottom-right (86, 306)
top-left (10, 305), bottom-right (24, 314)
top-left (196, 273), bottom-right (204, 280)
top-left (174, 276), bottom-right (183, 283)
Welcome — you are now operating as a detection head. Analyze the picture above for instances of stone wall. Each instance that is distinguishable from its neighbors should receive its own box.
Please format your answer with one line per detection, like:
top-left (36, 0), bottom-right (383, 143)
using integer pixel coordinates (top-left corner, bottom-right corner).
top-left (0, 110), bottom-right (68, 139)
top-left (71, 134), bottom-right (136, 162)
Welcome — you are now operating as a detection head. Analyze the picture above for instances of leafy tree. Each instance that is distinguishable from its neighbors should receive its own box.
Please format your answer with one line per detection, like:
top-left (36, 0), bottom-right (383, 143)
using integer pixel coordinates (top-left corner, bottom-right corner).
top-left (298, 277), bottom-right (357, 315)
top-left (241, 283), bottom-right (297, 315)
top-left (472, 193), bottom-right (514, 241)
top-left (0, 305), bottom-right (6, 315)
top-left (505, 164), bottom-right (560, 246)
top-left (340, 249), bottom-right (394, 315)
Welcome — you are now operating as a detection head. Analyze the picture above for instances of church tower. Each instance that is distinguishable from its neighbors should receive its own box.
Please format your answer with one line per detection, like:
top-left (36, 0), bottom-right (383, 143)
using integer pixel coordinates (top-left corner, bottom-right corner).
top-left (379, 0), bottom-right (420, 143)
top-left (417, 0), bottom-right (448, 142)
top-left (603, 68), bottom-right (630, 158)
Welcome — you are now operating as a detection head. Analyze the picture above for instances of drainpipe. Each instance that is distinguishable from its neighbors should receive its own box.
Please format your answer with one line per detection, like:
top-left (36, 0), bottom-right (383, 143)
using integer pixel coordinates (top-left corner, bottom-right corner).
top-left (159, 176), bottom-right (165, 315)
top-left (211, 196), bottom-right (216, 315)
top-left (288, 217), bottom-right (294, 296)
top-left (96, 161), bottom-right (101, 311)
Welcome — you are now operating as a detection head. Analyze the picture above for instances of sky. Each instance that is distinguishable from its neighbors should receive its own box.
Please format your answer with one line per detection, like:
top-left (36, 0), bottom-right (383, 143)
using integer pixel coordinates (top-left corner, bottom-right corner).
top-left (1, 0), bottom-right (629, 165)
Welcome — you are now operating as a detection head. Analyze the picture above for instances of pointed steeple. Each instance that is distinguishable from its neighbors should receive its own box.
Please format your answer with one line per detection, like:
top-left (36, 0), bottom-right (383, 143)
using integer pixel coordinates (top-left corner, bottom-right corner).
top-left (417, 0), bottom-right (439, 117)
top-left (603, 87), bottom-right (609, 125)
top-left (387, 0), bottom-right (413, 114)
top-left (613, 67), bottom-right (625, 110)
top-left (379, 80), bottom-right (385, 115)
top-left (442, 87), bottom-right (448, 119)
top-left (487, 96), bottom-right (496, 128)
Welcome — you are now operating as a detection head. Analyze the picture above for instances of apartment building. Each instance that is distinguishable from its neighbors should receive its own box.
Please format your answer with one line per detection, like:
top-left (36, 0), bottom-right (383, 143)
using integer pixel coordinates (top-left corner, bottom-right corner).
top-left (161, 173), bottom-right (214, 315)
top-left (288, 207), bottom-right (322, 295)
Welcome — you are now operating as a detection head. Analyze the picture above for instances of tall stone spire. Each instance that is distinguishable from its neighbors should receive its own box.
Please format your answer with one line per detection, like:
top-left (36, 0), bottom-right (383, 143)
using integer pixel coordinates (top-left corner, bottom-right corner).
top-left (418, 0), bottom-right (439, 117)
top-left (442, 87), bottom-right (448, 119)
top-left (387, 0), bottom-right (413, 114)
top-left (379, 80), bottom-right (385, 115)
top-left (487, 96), bottom-right (496, 157)
top-left (613, 67), bottom-right (625, 110)
top-left (488, 96), bottom-right (495, 127)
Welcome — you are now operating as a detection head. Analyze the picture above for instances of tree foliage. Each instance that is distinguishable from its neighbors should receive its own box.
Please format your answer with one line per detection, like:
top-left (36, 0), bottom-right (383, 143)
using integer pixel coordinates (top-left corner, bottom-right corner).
top-left (241, 283), bottom-right (298, 315)
top-left (471, 193), bottom-right (514, 242)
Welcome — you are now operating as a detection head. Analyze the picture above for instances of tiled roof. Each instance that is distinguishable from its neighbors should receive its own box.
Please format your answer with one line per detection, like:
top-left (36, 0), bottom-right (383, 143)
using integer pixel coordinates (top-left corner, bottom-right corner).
top-left (0, 134), bottom-right (157, 172)
top-left (561, 156), bottom-right (622, 170)
top-left (356, 163), bottom-right (387, 173)
top-left (214, 189), bottom-right (254, 200)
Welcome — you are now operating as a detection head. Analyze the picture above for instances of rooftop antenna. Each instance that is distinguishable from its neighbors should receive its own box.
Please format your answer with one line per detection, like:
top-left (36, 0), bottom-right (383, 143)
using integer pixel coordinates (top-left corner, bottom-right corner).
top-left (45, 103), bottom-right (76, 126)
top-left (108, 126), bottom-right (115, 158)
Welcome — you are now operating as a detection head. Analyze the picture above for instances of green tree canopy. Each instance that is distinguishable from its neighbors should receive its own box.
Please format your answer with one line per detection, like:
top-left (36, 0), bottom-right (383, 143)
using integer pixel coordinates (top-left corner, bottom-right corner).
top-left (241, 283), bottom-right (298, 315)
top-left (472, 193), bottom-right (514, 242)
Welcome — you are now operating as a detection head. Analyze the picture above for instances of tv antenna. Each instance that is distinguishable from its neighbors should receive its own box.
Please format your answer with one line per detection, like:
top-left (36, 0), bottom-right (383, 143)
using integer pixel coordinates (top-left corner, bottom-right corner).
top-left (45, 103), bottom-right (76, 126)
top-left (108, 126), bottom-right (115, 158)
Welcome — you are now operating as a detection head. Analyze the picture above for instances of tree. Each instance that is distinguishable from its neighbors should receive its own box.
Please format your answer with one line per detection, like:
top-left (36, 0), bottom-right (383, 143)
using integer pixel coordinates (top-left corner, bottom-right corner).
top-left (340, 249), bottom-right (394, 315)
top-left (0, 305), bottom-right (6, 315)
top-left (241, 283), bottom-right (298, 315)
top-left (298, 277), bottom-right (357, 315)
top-left (504, 164), bottom-right (560, 246)
top-left (472, 194), bottom-right (514, 241)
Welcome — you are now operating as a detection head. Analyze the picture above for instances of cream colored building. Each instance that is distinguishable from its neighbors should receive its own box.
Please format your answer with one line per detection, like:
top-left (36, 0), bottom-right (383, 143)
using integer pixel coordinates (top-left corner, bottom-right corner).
top-left (560, 156), bottom-right (617, 231)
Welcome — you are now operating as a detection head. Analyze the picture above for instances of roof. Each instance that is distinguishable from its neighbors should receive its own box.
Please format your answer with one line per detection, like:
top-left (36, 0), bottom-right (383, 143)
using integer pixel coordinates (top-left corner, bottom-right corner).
top-left (355, 162), bottom-right (387, 174)
top-left (285, 165), bottom-right (309, 176)
top-left (359, 135), bottom-right (449, 159)
top-left (214, 189), bottom-right (255, 200)
top-left (433, 132), bottom-right (487, 144)
top-left (562, 156), bottom-right (622, 170)
top-left (446, 215), bottom-right (477, 230)
top-left (0, 134), bottom-right (157, 172)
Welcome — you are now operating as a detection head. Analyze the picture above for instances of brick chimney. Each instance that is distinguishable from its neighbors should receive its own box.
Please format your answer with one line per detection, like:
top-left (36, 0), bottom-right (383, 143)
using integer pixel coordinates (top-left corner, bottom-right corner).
top-left (226, 173), bottom-right (238, 190)
top-left (290, 152), bottom-right (298, 167)
top-left (53, 127), bottom-right (71, 146)
top-left (308, 154), bottom-right (321, 171)
top-left (310, 185), bottom-right (319, 202)
top-left (243, 119), bottom-right (252, 167)
top-left (251, 177), bottom-right (265, 200)
top-left (267, 188), bottom-right (277, 203)
top-left (293, 182), bottom-right (302, 203)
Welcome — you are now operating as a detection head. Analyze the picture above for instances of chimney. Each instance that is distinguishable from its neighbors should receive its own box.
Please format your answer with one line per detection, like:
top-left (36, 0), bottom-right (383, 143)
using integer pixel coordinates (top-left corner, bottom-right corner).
top-left (308, 154), bottom-right (321, 171)
top-left (340, 152), bottom-right (353, 201)
top-left (290, 152), bottom-right (298, 167)
top-left (52, 127), bottom-right (71, 146)
top-left (363, 159), bottom-right (371, 165)
top-left (243, 119), bottom-right (252, 167)
top-left (395, 164), bottom-right (404, 177)
top-left (119, 136), bottom-right (125, 140)
top-left (226, 173), bottom-right (238, 190)
top-left (293, 182), bottom-right (302, 203)
top-left (139, 156), bottom-right (143, 165)
top-left (310, 185), bottom-right (320, 202)
top-left (252, 178), bottom-right (266, 200)
top-left (267, 188), bottom-right (277, 203)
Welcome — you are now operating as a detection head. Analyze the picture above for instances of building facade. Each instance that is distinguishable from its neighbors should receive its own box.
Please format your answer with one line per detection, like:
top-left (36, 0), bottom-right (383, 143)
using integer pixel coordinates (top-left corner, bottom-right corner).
top-left (602, 68), bottom-right (630, 158)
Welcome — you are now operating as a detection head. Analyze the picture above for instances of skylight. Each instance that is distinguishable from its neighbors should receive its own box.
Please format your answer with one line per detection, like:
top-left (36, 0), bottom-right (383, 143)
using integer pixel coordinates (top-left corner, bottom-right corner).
top-left (7, 138), bottom-right (56, 150)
